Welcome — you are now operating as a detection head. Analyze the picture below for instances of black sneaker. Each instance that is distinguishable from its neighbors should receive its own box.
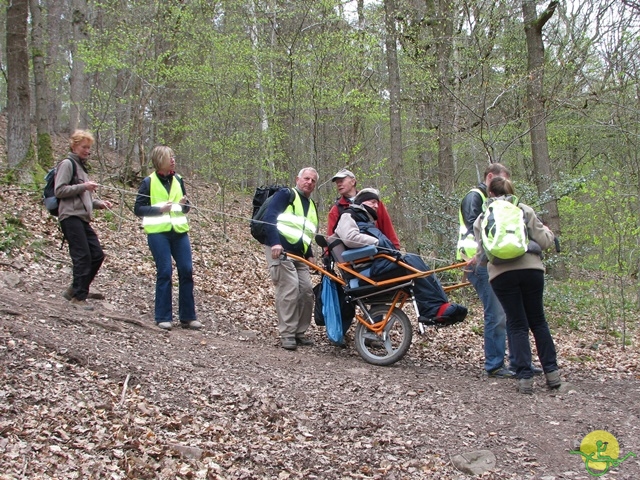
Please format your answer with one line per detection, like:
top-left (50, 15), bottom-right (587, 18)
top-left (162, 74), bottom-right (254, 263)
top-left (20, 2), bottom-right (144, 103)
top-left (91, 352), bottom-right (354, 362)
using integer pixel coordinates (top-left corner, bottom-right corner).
top-left (486, 366), bottom-right (516, 379)
top-left (281, 337), bottom-right (297, 350)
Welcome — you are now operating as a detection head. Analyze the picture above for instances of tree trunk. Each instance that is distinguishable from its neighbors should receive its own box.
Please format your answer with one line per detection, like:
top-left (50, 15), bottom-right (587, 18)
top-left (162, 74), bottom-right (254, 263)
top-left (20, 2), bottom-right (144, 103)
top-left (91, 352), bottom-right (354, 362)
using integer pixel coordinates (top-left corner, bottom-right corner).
top-left (70, 0), bottom-right (90, 132)
top-left (6, 0), bottom-right (33, 172)
top-left (435, 0), bottom-right (456, 244)
top-left (522, 0), bottom-right (566, 278)
top-left (46, 0), bottom-right (64, 134)
top-left (30, 0), bottom-right (54, 168)
top-left (249, 0), bottom-right (275, 185)
top-left (384, 0), bottom-right (405, 235)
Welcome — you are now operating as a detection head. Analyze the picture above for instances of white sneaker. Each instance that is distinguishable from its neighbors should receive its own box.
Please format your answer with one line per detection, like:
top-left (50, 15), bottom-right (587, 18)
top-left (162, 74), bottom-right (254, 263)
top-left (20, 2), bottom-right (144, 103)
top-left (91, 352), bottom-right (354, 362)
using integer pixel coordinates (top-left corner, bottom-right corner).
top-left (181, 320), bottom-right (202, 330)
top-left (157, 322), bottom-right (172, 330)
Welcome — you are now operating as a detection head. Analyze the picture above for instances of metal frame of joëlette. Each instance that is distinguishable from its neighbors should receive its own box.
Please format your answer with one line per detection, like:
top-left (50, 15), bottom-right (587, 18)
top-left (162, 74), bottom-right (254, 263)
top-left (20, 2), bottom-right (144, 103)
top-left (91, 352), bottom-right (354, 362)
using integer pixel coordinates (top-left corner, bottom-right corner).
top-left (283, 251), bottom-right (470, 335)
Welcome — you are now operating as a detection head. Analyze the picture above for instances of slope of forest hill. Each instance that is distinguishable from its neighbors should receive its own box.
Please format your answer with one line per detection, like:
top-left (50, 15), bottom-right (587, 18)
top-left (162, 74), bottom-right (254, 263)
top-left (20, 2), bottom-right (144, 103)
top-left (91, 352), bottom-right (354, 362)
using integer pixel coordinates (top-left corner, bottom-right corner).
top-left (1, 133), bottom-right (640, 478)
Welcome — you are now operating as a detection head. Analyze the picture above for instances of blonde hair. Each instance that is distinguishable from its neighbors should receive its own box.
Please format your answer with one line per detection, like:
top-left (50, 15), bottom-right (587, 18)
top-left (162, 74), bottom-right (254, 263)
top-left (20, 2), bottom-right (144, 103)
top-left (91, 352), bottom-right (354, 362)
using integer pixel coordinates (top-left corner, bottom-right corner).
top-left (69, 130), bottom-right (94, 149)
top-left (150, 146), bottom-right (175, 171)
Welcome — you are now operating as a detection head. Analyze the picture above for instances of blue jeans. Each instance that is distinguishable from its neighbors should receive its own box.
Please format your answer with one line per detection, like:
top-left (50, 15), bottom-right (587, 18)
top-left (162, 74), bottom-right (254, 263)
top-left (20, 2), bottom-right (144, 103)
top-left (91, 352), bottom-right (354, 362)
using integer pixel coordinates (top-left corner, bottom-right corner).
top-left (147, 231), bottom-right (196, 324)
top-left (397, 253), bottom-right (448, 319)
top-left (467, 264), bottom-right (509, 371)
top-left (491, 269), bottom-right (558, 379)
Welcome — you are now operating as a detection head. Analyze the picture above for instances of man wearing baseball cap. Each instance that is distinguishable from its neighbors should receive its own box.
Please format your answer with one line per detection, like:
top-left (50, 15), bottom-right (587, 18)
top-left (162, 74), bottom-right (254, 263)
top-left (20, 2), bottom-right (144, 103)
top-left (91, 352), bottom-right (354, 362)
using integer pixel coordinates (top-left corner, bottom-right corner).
top-left (327, 168), bottom-right (400, 249)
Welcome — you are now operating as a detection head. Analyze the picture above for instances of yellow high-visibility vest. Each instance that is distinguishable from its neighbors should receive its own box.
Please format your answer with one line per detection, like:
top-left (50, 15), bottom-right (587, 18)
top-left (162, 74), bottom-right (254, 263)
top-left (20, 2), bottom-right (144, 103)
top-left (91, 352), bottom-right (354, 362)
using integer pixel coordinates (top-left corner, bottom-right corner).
top-left (276, 190), bottom-right (317, 254)
top-left (142, 173), bottom-right (190, 234)
top-left (456, 188), bottom-right (485, 260)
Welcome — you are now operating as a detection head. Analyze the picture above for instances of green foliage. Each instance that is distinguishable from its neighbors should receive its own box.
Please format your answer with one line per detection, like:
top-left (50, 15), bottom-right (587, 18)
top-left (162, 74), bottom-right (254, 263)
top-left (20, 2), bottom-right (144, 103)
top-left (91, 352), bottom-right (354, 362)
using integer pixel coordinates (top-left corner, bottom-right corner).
top-left (559, 172), bottom-right (640, 275)
top-left (49, 0), bottom-right (640, 281)
top-left (471, 325), bottom-right (483, 336)
top-left (0, 215), bottom-right (28, 253)
top-left (1, 170), bottom-right (17, 185)
top-left (545, 276), bottom-right (637, 345)
top-left (98, 210), bottom-right (117, 231)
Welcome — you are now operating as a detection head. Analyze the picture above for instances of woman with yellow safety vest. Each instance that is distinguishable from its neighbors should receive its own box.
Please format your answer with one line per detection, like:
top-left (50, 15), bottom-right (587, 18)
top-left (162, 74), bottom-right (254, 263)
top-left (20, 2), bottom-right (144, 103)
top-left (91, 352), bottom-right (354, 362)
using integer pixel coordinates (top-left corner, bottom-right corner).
top-left (134, 146), bottom-right (201, 331)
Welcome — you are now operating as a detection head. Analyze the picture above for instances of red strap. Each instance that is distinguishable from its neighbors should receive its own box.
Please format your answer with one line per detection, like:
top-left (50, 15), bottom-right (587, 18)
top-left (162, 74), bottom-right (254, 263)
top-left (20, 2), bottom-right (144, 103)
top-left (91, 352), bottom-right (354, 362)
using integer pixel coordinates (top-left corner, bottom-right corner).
top-left (436, 303), bottom-right (451, 318)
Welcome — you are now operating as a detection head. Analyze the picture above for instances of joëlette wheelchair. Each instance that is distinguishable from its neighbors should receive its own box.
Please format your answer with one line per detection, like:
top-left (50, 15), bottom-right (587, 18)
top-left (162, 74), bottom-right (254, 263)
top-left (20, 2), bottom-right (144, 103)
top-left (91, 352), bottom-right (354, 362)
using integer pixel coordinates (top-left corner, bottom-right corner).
top-left (283, 235), bottom-right (470, 366)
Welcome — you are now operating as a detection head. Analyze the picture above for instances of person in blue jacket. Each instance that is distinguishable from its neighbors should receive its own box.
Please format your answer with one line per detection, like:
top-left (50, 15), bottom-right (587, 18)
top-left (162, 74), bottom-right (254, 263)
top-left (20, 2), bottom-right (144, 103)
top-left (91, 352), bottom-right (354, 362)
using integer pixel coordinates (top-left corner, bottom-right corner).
top-left (262, 167), bottom-right (319, 351)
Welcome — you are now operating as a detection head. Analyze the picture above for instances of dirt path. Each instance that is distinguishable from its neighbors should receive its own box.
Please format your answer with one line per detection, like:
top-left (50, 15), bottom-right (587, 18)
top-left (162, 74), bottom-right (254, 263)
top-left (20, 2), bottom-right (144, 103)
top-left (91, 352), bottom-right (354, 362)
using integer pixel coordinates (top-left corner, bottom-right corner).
top-left (2, 271), bottom-right (639, 479)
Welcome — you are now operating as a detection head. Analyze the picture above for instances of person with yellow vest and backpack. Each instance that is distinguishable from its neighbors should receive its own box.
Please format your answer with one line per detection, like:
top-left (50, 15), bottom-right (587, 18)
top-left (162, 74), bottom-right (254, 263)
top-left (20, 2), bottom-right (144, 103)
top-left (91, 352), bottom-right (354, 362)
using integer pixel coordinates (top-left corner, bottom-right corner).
top-left (262, 167), bottom-right (319, 350)
top-left (459, 163), bottom-right (543, 378)
top-left (134, 146), bottom-right (200, 331)
top-left (459, 163), bottom-right (514, 378)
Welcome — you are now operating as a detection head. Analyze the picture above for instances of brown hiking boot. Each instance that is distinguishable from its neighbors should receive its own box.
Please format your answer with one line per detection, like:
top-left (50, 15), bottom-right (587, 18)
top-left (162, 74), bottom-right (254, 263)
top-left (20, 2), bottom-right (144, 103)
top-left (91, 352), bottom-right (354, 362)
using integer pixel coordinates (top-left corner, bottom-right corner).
top-left (70, 298), bottom-right (94, 311)
top-left (62, 287), bottom-right (73, 301)
top-left (64, 287), bottom-right (104, 301)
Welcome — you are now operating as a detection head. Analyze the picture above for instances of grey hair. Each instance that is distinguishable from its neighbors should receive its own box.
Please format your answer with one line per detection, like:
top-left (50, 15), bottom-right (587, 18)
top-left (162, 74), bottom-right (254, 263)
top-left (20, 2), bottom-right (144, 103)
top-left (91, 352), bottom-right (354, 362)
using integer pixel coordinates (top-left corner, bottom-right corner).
top-left (298, 167), bottom-right (318, 178)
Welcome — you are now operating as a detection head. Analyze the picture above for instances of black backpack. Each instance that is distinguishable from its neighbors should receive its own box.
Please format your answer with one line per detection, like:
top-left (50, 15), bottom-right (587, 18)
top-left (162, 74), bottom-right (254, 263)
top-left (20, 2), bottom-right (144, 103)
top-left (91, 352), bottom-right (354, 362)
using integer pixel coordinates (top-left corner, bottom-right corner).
top-left (43, 158), bottom-right (77, 216)
top-left (250, 185), bottom-right (295, 244)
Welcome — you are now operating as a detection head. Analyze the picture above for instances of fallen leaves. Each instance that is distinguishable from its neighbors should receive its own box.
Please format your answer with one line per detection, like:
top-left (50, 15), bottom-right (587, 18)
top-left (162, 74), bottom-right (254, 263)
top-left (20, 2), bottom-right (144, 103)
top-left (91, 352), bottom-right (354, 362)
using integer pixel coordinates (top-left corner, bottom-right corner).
top-left (0, 178), bottom-right (639, 479)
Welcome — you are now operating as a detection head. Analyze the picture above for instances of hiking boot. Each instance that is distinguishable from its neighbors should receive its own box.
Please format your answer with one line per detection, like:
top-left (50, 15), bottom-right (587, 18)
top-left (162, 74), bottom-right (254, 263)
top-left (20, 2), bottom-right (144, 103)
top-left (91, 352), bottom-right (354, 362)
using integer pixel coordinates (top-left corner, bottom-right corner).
top-left (545, 370), bottom-right (561, 389)
top-left (509, 364), bottom-right (543, 376)
top-left (281, 337), bottom-right (297, 351)
top-left (486, 366), bottom-right (515, 379)
top-left (181, 320), bottom-right (203, 330)
top-left (64, 287), bottom-right (104, 301)
top-left (157, 322), bottom-right (172, 330)
top-left (418, 315), bottom-right (436, 326)
top-left (70, 298), bottom-right (94, 311)
top-left (63, 287), bottom-right (73, 301)
top-left (517, 377), bottom-right (534, 394)
top-left (295, 335), bottom-right (314, 346)
top-left (434, 303), bottom-right (468, 325)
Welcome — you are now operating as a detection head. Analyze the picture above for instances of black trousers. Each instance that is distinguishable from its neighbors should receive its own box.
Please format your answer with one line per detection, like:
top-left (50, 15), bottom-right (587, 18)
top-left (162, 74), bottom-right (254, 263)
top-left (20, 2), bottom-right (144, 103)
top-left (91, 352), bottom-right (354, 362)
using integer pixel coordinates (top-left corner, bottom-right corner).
top-left (490, 269), bottom-right (558, 379)
top-left (60, 216), bottom-right (104, 300)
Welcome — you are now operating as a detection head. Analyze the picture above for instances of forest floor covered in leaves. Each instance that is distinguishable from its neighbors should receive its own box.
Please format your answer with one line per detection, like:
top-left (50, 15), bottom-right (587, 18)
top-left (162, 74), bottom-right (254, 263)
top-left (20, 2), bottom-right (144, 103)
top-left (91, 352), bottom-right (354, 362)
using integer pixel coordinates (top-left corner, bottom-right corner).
top-left (1, 156), bottom-right (640, 479)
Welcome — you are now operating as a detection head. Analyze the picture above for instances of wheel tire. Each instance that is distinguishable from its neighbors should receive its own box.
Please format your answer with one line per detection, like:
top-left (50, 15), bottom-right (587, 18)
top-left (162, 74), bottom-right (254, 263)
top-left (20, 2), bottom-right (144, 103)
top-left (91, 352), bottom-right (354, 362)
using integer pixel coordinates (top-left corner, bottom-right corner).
top-left (354, 305), bottom-right (413, 366)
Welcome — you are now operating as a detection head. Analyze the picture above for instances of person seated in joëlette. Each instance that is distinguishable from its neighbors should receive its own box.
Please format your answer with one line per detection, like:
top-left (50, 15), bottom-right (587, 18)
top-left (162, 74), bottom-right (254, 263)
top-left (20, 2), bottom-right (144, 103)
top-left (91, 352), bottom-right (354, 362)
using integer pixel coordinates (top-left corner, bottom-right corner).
top-left (328, 188), bottom-right (467, 325)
